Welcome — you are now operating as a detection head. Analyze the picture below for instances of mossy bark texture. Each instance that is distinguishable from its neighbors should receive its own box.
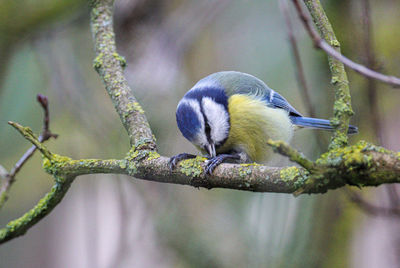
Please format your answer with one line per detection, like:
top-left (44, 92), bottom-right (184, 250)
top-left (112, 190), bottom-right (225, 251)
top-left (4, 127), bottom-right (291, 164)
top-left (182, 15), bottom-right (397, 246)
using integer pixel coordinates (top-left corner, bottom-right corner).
top-left (303, 0), bottom-right (354, 149)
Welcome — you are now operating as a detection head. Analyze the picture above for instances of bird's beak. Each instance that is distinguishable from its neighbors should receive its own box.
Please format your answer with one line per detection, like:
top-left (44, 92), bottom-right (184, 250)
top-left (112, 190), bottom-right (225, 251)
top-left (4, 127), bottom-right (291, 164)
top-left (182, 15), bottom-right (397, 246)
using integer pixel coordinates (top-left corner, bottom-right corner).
top-left (206, 143), bottom-right (216, 158)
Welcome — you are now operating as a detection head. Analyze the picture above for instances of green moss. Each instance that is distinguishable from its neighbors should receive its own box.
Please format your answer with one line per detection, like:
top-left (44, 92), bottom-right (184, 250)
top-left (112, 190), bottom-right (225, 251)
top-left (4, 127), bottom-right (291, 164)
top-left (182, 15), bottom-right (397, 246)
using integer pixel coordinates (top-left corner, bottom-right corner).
top-left (112, 52), bottom-right (127, 69)
top-left (133, 138), bottom-right (154, 151)
top-left (329, 132), bottom-right (348, 150)
top-left (123, 102), bottom-right (145, 120)
top-left (127, 161), bottom-right (137, 176)
top-left (119, 161), bottom-right (127, 169)
top-left (318, 141), bottom-right (380, 176)
top-left (293, 172), bottom-right (310, 190)
top-left (331, 76), bottom-right (340, 85)
top-left (238, 167), bottom-right (252, 177)
top-left (333, 100), bottom-right (353, 117)
top-left (178, 156), bottom-right (205, 177)
top-left (330, 39), bottom-right (340, 47)
top-left (93, 52), bottom-right (104, 71)
top-left (43, 154), bottom-right (72, 177)
top-left (147, 151), bottom-right (161, 161)
top-left (127, 102), bottom-right (144, 114)
top-left (280, 166), bottom-right (300, 182)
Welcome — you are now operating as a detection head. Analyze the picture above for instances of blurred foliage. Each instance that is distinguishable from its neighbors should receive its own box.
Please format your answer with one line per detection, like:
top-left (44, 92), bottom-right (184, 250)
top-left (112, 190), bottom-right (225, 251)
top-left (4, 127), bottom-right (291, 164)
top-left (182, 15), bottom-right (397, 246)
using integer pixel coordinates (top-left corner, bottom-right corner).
top-left (0, 0), bottom-right (400, 267)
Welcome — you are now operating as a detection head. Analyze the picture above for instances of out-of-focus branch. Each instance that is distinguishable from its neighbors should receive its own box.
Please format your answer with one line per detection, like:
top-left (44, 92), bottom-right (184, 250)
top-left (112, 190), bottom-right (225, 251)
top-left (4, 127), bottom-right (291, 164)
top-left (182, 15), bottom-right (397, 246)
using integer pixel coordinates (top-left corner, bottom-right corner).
top-left (345, 189), bottom-right (400, 218)
top-left (0, 94), bottom-right (57, 209)
top-left (356, 0), bottom-right (400, 217)
top-left (360, 0), bottom-right (382, 145)
top-left (292, 0), bottom-right (400, 88)
top-left (279, 0), bottom-right (327, 150)
top-left (279, 0), bottom-right (315, 118)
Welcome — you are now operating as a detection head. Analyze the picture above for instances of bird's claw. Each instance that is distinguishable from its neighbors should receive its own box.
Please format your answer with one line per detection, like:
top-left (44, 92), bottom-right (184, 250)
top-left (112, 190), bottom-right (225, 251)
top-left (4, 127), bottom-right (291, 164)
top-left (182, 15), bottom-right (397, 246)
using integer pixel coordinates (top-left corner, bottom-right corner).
top-left (169, 153), bottom-right (197, 170)
top-left (205, 154), bottom-right (241, 175)
top-left (205, 157), bottom-right (224, 175)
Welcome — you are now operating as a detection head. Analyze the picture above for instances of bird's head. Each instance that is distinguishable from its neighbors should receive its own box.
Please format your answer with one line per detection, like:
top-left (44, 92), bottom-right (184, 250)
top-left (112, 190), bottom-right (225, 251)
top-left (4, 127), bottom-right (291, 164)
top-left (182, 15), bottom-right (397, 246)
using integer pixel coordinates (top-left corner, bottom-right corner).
top-left (176, 86), bottom-right (230, 157)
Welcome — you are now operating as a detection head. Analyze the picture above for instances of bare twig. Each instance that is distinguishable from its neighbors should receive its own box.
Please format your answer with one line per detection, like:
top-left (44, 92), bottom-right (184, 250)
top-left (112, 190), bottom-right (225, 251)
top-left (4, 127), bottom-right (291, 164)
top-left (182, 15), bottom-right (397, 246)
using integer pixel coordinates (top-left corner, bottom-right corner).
top-left (292, 0), bottom-right (400, 88)
top-left (279, 0), bottom-right (315, 118)
top-left (0, 95), bottom-right (57, 208)
top-left (361, 0), bottom-right (383, 145)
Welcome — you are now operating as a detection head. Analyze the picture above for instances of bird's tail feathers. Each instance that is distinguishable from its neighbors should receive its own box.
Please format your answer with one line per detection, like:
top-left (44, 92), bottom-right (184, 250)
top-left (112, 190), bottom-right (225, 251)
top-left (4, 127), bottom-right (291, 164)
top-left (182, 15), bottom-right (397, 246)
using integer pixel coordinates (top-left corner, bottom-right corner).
top-left (290, 116), bottom-right (358, 134)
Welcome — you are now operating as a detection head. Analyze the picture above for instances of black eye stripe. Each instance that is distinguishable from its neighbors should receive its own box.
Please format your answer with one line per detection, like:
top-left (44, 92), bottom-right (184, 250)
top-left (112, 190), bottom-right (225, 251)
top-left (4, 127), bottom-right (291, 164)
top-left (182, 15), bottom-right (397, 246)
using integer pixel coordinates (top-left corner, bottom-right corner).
top-left (200, 103), bottom-right (213, 144)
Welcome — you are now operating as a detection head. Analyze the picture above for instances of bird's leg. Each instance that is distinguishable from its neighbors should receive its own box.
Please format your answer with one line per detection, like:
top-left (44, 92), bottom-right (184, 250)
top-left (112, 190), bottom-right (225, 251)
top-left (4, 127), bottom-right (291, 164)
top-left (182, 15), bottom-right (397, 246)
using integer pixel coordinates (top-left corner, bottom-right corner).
top-left (169, 153), bottom-right (197, 170)
top-left (205, 153), bottom-right (243, 175)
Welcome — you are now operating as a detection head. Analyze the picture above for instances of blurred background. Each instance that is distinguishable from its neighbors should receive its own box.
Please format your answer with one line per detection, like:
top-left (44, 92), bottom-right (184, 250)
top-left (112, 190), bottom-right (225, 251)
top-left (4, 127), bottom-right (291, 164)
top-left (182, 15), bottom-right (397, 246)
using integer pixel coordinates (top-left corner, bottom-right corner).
top-left (1, 0), bottom-right (400, 267)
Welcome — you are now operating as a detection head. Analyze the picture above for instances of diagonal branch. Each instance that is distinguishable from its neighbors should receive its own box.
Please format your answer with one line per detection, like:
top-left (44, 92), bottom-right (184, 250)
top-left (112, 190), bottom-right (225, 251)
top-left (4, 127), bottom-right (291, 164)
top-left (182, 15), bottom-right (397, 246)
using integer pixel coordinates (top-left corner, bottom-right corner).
top-left (8, 122), bottom-right (53, 160)
top-left (0, 175), bottom-right (75, 244)
top-left (90, 0), bottom-right (156, 149)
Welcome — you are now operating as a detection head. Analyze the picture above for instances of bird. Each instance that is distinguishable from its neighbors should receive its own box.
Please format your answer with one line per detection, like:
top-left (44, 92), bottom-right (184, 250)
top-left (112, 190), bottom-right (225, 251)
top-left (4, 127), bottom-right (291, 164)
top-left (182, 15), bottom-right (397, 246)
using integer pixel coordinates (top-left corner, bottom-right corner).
top-left (169, 71), bottom-right (358, 174)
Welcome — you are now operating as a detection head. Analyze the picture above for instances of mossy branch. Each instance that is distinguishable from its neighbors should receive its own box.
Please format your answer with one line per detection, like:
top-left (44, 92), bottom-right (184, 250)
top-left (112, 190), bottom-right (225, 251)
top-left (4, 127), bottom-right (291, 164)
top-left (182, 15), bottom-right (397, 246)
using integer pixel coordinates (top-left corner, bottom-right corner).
top-left (8, 121), bottom-right (52, 160)
top-left (267, 139), bottom-right (317, 171)
top-left (90, 0), bottom-right (156, 149)
top-left (0, 175), bottom-right (75, 244)
top-left (294, 0), bottom-right (354, 149)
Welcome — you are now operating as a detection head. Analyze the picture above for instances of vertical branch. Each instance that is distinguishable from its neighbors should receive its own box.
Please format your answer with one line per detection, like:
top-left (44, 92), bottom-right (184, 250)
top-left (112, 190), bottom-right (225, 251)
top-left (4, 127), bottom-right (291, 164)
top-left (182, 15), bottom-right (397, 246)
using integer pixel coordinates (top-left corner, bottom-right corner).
top-left (361, 0), bottom-right (382, 145)
top-left (360, 0), bottom-right (400, 212)
top-left (280, 0), bottom-right (316, 118)
top-left (90, 0), bottom-right (156, 149)
top-left (279, 0), bottom-right (327, 150)
top-left (296, 0), bottom-right (354, 149)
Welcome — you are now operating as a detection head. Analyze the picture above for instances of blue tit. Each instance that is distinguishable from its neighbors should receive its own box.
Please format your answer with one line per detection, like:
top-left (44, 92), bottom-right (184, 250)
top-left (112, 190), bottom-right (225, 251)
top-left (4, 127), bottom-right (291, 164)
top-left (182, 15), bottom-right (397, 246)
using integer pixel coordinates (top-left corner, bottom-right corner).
top-left (169, 71), bottom-right (358, 174)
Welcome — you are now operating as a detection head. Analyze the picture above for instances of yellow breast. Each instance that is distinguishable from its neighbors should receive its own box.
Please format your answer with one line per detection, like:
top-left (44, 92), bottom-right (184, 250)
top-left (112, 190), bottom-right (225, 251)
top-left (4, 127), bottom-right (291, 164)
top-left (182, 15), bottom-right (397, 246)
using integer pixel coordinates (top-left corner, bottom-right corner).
top-left (217, 94), bottom-right (293, 162)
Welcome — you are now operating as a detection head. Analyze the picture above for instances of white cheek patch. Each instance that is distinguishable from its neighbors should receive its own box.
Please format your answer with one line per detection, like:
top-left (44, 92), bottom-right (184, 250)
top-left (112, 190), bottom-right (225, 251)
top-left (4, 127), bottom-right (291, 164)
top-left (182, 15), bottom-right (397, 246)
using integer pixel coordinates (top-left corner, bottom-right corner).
top-left (202, 97), bottom-right (230, 144)
top-left (177, 98), bottom-right (208, 146)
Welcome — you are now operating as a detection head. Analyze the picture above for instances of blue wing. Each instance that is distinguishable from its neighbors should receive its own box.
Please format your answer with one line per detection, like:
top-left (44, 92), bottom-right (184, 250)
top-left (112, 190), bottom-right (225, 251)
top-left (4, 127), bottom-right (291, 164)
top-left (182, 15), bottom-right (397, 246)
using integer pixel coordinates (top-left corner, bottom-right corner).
top-left (265, 90), bottom-right (303, 117)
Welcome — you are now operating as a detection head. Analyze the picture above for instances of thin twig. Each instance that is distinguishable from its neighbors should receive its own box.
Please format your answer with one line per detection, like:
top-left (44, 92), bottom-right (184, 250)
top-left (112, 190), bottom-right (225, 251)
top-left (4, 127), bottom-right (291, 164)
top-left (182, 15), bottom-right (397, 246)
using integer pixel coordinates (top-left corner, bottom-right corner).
top-left (267, 139), bottom-right (317, 171)
top-left (292, 0), bottom-right (400, 88)
top-left (361, 0), bottom-right (382, 145)
top-left (0, 95), bottom-right (57, 208)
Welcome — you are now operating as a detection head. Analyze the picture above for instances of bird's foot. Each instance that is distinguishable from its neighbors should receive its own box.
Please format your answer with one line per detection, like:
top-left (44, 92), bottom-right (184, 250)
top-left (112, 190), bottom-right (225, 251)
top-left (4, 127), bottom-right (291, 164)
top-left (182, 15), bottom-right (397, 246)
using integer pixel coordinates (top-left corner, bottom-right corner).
top-left (205, 154), bottom-right (241, 175)
top-left (169, 153), bottom-right (197, 170)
